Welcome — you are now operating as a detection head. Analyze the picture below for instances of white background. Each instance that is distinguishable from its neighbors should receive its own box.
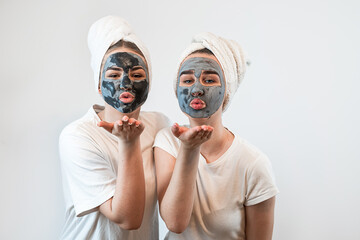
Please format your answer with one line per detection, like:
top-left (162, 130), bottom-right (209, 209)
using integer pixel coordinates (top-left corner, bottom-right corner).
top-left (1, 0), bottom-right (359, 239)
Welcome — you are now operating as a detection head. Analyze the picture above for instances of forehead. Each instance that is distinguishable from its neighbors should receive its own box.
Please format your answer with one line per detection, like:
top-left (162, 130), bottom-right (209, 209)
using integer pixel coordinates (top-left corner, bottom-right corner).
top-left (102, 46), bottom-right (147, 68)
top-left (179, 53), bottom-right (223, 74)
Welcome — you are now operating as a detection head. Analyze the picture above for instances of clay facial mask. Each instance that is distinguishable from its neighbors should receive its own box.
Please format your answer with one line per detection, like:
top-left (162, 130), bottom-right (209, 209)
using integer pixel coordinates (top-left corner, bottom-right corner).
top-left (177, 57), bottom-right (225, 118)
top-left (100, 52), bottom-right (149, 113)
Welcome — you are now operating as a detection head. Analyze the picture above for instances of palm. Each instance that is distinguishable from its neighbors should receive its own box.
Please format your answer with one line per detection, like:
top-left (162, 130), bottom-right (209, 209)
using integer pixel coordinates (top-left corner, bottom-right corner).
top-left (98, 116), bottom-right (144, 143)
top-left (171, 123), bottom-right (213, 149)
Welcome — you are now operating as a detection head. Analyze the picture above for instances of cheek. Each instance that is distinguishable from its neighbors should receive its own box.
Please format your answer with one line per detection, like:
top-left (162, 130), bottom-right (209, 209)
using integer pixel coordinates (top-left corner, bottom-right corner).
top-left (133, 80), bottom-right (148, 93)
top-left (177, 87), bottom-right (191, 105)
top-left (206, 87), bottom-right (225, 107)
top-left (102, 80), bottom-right (116, 96)
top-left (208, 87), bottom-right (223, 98)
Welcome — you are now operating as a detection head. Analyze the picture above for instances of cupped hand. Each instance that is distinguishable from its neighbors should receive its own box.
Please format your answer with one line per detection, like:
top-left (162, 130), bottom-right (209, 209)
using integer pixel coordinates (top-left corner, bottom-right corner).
top-left (171, 123), bottom-right (213, 149)
top-left (98, 115), bottom-right (144, 143)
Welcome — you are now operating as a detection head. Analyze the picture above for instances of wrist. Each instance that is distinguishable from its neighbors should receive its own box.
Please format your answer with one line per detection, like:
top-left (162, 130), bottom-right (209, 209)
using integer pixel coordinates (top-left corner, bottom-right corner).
top-left (118, 137), bottom-right (140, 147)
top-left (180, 143), bottom-right (200, 153)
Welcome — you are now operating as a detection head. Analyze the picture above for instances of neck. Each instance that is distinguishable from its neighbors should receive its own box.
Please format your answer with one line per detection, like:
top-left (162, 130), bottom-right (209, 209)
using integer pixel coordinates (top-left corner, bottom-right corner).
top-left (98, 102), bottom-right (141, 122)
top-left (188, 109), bottom-right (234, 162)
top-left (188, 110), bottom-right (229, 147)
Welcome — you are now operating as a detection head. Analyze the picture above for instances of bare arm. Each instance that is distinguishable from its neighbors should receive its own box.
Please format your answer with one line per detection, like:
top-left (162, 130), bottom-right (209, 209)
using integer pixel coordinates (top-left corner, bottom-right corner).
top-left (155, 124), bottom-right (213, 233)
top-left (98, 116), bottom-right (146, 230)
top-left (245, 197), bottom-right (276, 240)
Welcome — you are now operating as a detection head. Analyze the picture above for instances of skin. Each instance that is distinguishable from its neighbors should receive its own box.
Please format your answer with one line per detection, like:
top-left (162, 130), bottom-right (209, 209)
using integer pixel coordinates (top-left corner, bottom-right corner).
top-left (154, 52), bottom-right (276, 238)
top-left (95, 46), bottom-right (149, 230)
top-left (101, 52), bottom-right (149, 113)
top-left (177, 57), bottom-right (225, 118)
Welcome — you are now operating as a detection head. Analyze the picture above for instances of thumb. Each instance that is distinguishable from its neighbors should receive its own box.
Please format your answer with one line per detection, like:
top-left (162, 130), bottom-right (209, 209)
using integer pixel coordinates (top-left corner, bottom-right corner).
top-left (171, 123), bottom-right (181, 138)
top-left (98, 121), bottom-right (114, 133)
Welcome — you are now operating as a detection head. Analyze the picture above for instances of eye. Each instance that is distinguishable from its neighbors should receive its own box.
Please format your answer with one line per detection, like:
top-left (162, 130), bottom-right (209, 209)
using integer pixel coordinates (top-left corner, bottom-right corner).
top-left (132, 73), bottom-right (145, 78)
top-left (183, 79), bottom-right (194, 84)
top-left (204, 79), bottom-right (215, 83)
top-left (179, 74), bottom-right (195, 86)
top-left (129, 68), bottom-right (146, 80)
top-left (200, 74), bottom-right (221, 86)
top-left (109, 74), bottom-right (120, 78)
top-left (105, 69), bottom-right (123, 79)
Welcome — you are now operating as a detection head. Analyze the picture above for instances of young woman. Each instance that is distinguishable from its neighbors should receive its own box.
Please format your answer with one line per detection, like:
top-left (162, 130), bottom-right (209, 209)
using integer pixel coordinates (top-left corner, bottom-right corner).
top-left (59, 16), bottom-right (168, 239)
top-left (154, 32), bottom-right (279, 240)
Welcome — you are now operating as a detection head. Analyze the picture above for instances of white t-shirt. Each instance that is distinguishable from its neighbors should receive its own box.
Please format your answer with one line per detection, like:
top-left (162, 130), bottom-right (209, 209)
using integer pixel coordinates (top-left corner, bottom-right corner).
top-left (59, 105), bottom-right (169, 240)
top-left (153, 127), bottom-right (279, 240)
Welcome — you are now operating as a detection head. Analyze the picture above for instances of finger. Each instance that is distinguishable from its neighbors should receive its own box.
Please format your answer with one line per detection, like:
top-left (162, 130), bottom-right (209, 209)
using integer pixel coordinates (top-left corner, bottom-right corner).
top-left (97, 121), bottom-right (114, 133)
top-left (113, 120), bottom-right (123, 133)
top-left (122, 116), bottom-right (130, 130)
top-left (136, 121), bottom-right (145, 132)
top-left (199, 125), bottom-right (210, 137)
top-left (135, 120), bottom-right (141, 128)
top-left (201, 125), bottom-right (208, 131)
top-left (203, 126), bottom-right (213, 137)
top-left (128, 118), bottom-right (136, 129)
top-left (122, 115), bottom-right (129, 124)
top-left (128, 118), bottom-right (136, 125)
top-left (197, 128), bottom-right (206, 139)
top-left (188, 126), bottom-right (201, 139)
top-left (205, 129), bottom-right (213, 140)
top-left (202, 128), bottom-right (212, 139)
top-left (113, 121), bottom-right (119, 132)
top-left (178, 125), bottom-right (189, 135)
top-left (171, 123), bottom-right (181, 137)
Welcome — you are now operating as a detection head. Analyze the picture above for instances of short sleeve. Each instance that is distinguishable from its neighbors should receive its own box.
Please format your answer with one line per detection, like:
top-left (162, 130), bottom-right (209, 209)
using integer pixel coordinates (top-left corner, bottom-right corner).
top-left (59, 129), bottom-right (116, 217)
top-left (154, 112), bottom-right (171, 133)
top-left (245, 155), bottom-right (279, 206)
top-left (153, 127), bottom-right (179, 158)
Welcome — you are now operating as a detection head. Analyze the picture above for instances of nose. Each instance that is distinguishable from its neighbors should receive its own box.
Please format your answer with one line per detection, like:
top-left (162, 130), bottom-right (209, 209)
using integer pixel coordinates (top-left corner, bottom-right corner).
top-left (120, 86), bottom-right (132, 90)
top-left (120, 76), bottom-right (132, 91)
top-left (191, 90), bottom-right (204, 97)
top-left (191, 82), bottom-right (204, 96)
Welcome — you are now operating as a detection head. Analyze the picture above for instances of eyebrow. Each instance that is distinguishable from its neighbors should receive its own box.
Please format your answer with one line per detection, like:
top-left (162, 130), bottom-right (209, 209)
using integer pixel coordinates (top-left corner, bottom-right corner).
top-left (106, 66), bottom-right (122, 71)
top-left (202, 70), bottom-right (219, 75)
top-left (131, 66), bottom-right (145, 71)
top-left (180, 70), bottom-right (195, 76)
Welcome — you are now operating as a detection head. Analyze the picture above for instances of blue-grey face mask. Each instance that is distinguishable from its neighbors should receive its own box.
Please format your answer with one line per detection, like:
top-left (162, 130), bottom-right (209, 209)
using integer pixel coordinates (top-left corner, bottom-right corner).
top-left (177, 57), bottom-right (225, 118)
top-left (100, 52), bottom-right (149, 113)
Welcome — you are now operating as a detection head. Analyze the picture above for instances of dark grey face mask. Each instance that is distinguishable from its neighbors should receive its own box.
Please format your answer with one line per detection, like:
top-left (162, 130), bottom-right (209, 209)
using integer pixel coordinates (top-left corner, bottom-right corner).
top-left (177, 57), bottom-right (225, 118)
top-left (100, 52), bottom-right (149, 113)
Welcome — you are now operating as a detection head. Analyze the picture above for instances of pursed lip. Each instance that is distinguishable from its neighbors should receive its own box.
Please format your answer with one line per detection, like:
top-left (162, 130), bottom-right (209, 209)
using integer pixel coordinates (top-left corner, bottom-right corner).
top-left (119, 92), bottom-right (135, 103)
top-left (190, 98), bottom-right (206, 110)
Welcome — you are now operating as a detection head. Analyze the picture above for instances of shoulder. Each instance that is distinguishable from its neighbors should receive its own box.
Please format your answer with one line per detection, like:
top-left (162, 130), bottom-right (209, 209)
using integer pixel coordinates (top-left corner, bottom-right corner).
top-left (153, 126), bottom-right (179, 158)
top-left (232, 135), bottom-right (270, 168)
top-left (60, 118), bottom-right (94, 142)
top-left (155, 126), bottom-right (176, 141)
top-left (233, 136), bottom-right (276, 180)
top-left (59, 109), bottom-right (101, 151)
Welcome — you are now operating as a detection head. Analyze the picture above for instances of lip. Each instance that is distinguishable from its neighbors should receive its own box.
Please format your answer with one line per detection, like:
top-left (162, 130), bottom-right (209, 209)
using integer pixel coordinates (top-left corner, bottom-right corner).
top-left (190, 98), bottom-right (206, 110)
top-left (119, 92), bottom-right (135, 103)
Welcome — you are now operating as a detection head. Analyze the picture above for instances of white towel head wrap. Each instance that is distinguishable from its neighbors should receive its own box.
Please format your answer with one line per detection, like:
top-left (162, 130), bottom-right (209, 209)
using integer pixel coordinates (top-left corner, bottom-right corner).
top-left (87, 15), bottom-right (151, 92)
top-left (174, 32), bottom-right (249, 112)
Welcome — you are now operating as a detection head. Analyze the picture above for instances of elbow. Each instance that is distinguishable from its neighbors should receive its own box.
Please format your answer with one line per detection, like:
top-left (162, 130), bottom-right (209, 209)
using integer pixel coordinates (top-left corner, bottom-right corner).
top-left (165, 219), bottom-right (188, 234)
top-left (116, 218), bottom-right (143, 230)
top-left (118, 222), bottom-right (142, 231)
top-left (112, 208), bottom-right (145, 230)
top-left (113, 214), bottom-right (144, 230)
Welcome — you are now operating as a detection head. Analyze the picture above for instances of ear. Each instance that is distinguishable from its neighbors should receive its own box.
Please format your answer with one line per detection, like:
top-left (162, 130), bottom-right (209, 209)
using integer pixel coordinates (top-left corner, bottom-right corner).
top-left (98, 81), bottom-right (102, 94)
